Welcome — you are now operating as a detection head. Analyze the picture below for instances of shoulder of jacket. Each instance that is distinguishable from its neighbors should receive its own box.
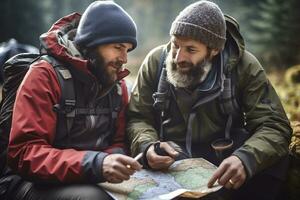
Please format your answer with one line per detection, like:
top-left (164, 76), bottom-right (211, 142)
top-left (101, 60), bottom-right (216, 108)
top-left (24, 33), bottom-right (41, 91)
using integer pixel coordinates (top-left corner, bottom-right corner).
top-left (27, 60), bottom-right (62, 86)
top-left (239, 50), bottom-right (264, 77)
top-left (138, 44), bottom-right (169, 82)
top-left (30, 59), bottom-right (66, 95)
top-left (146, 44), bottom-right (169, 63)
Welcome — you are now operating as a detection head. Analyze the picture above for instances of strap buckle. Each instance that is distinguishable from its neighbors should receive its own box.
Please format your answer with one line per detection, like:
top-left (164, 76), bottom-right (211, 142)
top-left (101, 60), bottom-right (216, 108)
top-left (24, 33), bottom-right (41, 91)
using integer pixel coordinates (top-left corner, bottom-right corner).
top-left (65, 99), bottom-right (76, 117)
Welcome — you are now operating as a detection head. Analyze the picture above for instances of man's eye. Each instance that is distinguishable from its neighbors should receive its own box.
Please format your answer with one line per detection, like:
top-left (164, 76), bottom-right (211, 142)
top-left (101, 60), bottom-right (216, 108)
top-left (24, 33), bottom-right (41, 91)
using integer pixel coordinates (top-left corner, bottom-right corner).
top-left (187, 48), bottom-right (196, 53)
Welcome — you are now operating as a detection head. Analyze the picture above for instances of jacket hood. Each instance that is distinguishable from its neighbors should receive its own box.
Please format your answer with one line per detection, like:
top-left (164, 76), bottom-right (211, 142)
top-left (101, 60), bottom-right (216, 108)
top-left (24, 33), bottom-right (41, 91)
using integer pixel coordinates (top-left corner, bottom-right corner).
top-left (40, 13), bottom-right (89, 73)
top-left (224, 14), bottom-right (245, 72)
top-left (39, 12), bottom-right (129, 80)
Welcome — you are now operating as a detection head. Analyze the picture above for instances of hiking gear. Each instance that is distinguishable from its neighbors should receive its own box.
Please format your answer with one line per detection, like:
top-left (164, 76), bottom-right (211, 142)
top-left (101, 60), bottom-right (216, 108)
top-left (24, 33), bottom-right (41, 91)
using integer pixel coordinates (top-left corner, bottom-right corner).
top-left (0, 38), bottom-right (38, 84)
top-left (0, 53), bottom-right (74, 200)
top-left (0, 53), bottom-right (74, 175)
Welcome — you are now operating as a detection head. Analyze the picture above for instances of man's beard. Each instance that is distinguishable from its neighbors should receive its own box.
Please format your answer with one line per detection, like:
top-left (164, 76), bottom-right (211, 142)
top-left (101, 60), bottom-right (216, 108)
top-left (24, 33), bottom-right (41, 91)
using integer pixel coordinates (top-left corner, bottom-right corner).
top-left (88, 51), bottom-right (122, 88)
top-left (166, 52), bottom-right (211, 88)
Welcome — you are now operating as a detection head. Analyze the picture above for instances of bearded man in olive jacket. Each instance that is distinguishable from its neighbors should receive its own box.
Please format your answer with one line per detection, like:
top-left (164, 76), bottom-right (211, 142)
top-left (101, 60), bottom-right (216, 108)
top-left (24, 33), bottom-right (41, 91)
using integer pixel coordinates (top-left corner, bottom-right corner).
top-left (126, 1), bottom-right (291, 200)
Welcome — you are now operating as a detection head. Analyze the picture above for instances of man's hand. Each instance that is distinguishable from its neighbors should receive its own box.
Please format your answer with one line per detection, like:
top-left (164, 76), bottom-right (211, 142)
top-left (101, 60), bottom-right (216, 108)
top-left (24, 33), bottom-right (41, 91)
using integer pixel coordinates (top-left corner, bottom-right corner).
top-left (146, 142), bottom-right (179, 170)
top-left (207, 155), bottom-right (247, 189)
top-left (102, 154), bottom-right (142, 183)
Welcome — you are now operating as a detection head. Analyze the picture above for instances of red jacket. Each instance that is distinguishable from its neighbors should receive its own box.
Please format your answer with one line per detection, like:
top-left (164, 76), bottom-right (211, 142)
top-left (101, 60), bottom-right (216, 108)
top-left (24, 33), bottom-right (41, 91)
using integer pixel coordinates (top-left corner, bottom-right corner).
top-left (7, 13), bottom-right (129, 183)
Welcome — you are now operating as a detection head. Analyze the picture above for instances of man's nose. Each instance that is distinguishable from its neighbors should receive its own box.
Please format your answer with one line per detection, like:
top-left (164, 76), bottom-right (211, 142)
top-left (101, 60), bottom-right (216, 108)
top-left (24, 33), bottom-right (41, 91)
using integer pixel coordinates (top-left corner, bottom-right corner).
top-left (119, 52), bottom-right (128, 64)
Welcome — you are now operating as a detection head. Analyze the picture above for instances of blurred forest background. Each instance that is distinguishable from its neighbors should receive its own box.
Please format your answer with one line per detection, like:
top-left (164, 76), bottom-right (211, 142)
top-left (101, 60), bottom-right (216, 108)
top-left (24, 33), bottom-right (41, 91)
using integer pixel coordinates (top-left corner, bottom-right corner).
top-left (1, 0), bottom-right (300, 70)
top-left (1, 0), bottom-right (300, 120)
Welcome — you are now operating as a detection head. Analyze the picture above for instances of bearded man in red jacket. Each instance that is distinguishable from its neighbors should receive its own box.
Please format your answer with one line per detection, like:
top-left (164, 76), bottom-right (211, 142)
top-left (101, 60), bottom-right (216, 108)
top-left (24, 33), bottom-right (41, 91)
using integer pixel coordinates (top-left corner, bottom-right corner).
top-left (2, 1), bottom-right (141, 200)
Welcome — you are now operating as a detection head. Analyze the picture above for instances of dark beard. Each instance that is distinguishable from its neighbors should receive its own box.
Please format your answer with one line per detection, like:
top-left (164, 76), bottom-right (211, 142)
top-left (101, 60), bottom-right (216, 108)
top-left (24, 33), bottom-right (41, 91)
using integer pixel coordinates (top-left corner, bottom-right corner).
top-left (87, 51), bottom-right (122, 89)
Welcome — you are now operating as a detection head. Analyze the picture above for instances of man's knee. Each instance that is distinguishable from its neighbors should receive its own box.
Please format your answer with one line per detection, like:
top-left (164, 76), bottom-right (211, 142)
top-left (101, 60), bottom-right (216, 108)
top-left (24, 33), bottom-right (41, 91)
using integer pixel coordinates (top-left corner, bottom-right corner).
top-left (63, 185), bottom-right (112, 200)
top-left (232, 173), bottom-right (284, 200)
top-left (12, 182), bottom-right (113, 200)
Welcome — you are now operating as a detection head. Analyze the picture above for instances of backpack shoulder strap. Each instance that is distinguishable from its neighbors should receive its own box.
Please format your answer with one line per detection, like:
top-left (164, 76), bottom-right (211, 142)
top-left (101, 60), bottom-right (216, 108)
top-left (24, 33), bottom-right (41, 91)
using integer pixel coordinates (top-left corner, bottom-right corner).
top-left (155, 47), bottom-right (168, 89)
top-left (219, 64), bottom-right (240, 115)
top-left (41, 55), bottom-right (75, 134)
top-left (218, 43), bottom-right (241, 139)
top-left (153, 47), bottom-right (169, 112)
top-left (152, 47), bottom-right (170, 140)
top-left (219, 14), bottom-right (243, 119)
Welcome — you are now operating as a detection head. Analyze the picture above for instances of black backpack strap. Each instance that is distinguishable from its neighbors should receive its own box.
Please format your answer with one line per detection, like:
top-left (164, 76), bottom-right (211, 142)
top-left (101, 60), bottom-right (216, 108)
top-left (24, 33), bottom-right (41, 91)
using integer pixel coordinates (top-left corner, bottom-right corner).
top-left (41, 55), bottom-right (75, 134)
top-left (55, 66), bottom-right (75, 134)
top-left (152, 47), bottom-right (171, 140)
top-left (153, 47), bottom-right (169, 111)
top-left (219, 48), bottom-right (241, 139)
top-left (155, 47), bottom-right (168, 89)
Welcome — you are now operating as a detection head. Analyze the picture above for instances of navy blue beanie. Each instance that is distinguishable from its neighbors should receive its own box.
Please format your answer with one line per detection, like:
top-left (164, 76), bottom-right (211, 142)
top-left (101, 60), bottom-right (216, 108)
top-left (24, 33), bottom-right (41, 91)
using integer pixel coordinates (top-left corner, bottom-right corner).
top-left (74, 1), bottom-right (137, 51)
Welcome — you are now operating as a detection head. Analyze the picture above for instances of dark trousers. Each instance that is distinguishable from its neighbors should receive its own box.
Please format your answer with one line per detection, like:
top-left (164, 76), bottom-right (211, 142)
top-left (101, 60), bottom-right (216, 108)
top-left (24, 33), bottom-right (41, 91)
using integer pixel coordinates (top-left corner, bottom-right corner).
top-left (178, 173), bottom-right (286, 200)
top-left (231, 173), bottom-right (285, 200)
top-left (1, 178), bottom-right (113, 200)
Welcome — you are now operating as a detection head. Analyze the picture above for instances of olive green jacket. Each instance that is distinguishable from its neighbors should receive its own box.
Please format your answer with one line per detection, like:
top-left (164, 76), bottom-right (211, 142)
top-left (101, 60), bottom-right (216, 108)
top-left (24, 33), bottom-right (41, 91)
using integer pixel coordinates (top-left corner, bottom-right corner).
top-left (127, 19), bottom-right (292, 179)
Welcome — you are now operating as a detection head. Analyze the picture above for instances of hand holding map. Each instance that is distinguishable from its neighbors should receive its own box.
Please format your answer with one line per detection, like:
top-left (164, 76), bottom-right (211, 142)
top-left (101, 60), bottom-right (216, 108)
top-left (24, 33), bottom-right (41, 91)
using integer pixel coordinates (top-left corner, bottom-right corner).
top-left (100, 158), bottom-right (222, 200)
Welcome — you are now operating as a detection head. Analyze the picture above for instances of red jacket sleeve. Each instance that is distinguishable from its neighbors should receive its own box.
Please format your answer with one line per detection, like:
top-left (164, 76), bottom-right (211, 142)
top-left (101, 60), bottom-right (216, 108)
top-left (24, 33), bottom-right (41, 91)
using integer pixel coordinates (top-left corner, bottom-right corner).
top-left (7, 61), bottom-right (89, 183)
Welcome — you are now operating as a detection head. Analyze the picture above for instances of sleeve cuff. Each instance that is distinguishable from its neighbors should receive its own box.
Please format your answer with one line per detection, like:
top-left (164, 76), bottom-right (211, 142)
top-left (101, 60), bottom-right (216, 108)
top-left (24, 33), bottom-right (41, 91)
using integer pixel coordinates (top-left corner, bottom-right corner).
top-left (82, 151), bottom-right (108, 183)
top-left (232, 149), bottom-right (258, 179)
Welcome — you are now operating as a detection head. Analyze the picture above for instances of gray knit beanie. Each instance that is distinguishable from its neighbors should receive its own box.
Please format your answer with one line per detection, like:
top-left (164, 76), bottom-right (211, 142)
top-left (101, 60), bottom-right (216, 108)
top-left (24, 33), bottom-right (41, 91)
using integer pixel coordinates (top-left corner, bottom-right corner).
top-left (170, 0), bottom-right (226, 49)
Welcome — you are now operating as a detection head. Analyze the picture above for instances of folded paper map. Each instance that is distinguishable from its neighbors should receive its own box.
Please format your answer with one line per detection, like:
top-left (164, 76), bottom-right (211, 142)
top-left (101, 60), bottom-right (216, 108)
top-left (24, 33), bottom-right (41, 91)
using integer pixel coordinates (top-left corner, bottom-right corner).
top-left (99, 158), bottom-right (222, 200)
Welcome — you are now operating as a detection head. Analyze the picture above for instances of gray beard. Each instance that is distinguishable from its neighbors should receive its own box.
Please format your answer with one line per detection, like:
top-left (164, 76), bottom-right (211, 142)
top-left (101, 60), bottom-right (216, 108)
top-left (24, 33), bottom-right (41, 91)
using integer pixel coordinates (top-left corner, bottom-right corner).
top-left (165, 52), bottom-right (212, 88)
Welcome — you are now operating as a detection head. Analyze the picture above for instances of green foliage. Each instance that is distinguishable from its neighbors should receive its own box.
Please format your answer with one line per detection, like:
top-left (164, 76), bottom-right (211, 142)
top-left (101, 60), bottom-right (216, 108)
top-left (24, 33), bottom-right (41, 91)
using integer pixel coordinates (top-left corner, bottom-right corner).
top-left (1, 0), bottom-right (299, 71)
top-left (249, 0), bottom-right (300, 69)
top-left (0, 0), bottom-right (94, 47)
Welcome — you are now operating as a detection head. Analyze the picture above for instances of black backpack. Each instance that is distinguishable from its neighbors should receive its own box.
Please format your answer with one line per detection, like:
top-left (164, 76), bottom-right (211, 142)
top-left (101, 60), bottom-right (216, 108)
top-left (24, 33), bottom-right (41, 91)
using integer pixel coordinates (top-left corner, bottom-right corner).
top-left (0, 53), bottom-right (75, 176)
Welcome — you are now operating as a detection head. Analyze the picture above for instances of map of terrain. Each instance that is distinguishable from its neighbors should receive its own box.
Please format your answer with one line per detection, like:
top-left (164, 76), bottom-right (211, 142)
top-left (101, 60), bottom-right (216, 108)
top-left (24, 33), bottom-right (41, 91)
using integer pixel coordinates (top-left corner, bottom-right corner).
top-left (99, 158), bottom-right (222, 200)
